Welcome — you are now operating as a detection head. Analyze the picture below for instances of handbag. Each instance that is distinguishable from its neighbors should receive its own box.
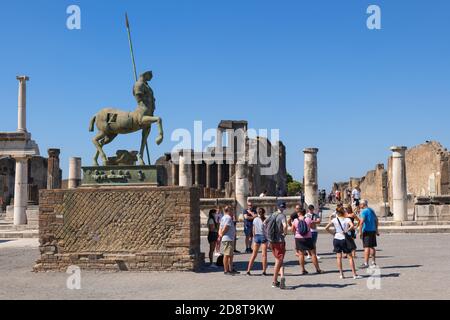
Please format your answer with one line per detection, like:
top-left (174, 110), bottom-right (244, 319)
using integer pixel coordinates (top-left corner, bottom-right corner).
top-left (336, 217), bottom-right (354, 249)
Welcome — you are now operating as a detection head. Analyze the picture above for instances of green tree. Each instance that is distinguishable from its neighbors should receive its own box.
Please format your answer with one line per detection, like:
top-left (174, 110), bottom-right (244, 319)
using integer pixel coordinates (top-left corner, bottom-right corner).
top-left (286, 173), bottom-right (303, 196)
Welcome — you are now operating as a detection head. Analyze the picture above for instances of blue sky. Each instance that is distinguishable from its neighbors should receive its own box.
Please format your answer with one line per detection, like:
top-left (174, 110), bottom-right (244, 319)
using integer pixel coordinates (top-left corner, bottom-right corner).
top-left (0, 0), bottom-right (449, 190)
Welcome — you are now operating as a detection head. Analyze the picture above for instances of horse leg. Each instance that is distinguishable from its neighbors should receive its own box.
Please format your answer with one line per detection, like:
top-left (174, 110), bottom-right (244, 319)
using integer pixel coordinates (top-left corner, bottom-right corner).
top-left (93, 139), bottom-right (104, 165)
top-left (138, 127), bottom-right (151, 165)
top-left (92, 131), bottom-right (107, 166)
top-left (92, 131), bottom-right (105, 166)
top-left (141, 116), bottom-right (164, 145)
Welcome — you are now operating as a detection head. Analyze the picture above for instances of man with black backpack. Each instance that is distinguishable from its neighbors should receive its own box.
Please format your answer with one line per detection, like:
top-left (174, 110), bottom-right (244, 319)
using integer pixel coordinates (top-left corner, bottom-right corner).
top-left (265, 202), bottom-right (288, 289)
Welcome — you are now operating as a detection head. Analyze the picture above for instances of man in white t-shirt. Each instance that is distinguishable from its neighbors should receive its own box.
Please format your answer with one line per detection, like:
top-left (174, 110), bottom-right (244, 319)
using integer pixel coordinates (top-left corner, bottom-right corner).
top-left (352, 187), bottom-right (361, 207)
top-left (219, 206), bottom-right (239, 275)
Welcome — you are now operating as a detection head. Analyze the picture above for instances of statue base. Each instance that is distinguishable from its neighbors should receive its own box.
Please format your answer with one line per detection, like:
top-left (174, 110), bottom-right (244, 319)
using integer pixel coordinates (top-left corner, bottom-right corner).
top-left (81, 165), bottom-right (158, 187)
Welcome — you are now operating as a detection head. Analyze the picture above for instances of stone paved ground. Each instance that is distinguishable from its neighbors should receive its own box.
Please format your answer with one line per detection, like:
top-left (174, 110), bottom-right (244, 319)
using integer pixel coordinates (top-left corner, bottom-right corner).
top-left (0, 234), bottom-right (449, 300)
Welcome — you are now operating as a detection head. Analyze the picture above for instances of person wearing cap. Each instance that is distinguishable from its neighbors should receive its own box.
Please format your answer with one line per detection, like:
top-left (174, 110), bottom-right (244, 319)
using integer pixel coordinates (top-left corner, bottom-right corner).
top-left (265, 202), bottom-right (288, 289)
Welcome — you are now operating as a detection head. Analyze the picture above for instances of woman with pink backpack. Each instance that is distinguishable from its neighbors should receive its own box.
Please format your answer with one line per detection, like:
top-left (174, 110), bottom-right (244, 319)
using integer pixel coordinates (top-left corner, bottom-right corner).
top-left (291, 208), bottom-right (323, 275)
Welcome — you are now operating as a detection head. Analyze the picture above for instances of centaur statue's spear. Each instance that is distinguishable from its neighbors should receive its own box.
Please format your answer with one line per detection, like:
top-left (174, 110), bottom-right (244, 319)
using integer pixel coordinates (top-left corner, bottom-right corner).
top-left (126, 13), bottom-right (151, 165)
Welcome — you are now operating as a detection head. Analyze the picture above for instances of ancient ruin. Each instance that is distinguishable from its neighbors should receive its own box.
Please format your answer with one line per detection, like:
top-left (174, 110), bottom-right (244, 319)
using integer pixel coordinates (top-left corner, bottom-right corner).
top-left (332, 141), bottom-right (450, 221)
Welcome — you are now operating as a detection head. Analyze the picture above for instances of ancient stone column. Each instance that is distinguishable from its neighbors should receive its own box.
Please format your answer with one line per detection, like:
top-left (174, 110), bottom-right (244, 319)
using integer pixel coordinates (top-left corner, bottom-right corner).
top-left (171, 161), bottom-right (179, 186)
top-left (179, 154), bottom-right (192, 187)
top-left (235, 163), bottom-right (249, 215)
top-left (216, 128), bottom-right (223, 151)
top-left (229, 164), bottom-right (235, 180)
top-left (205, 163), bottom-right (211, 188)
top-left (68, 157), bottom-right (82, 189)
top-left (17, 76), bottom-right (29, 133)
top-left (303, 148), bottom-right (319, 209)
top-left (194, 163), bottom-right (201, 186)
top-left (13, 157), bottom-right (28, 225)
top-left (390, 146), bottom-right (408, 222)
top-left (217, 163), bottom-right (223, 190)
top-left (47, 149), bottom-right (62, 189)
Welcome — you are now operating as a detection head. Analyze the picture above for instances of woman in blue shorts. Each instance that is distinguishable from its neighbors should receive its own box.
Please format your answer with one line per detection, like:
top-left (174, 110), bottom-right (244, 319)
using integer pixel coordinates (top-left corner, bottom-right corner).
top-left (246, 208), bottom-right (268, 276)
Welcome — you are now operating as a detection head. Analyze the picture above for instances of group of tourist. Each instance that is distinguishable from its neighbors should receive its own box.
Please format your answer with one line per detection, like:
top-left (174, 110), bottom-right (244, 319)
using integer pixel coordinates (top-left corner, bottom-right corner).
top-left (329, 187), bottom-right (362, 206)
top-left (206, 196), bottom-right (379, 289)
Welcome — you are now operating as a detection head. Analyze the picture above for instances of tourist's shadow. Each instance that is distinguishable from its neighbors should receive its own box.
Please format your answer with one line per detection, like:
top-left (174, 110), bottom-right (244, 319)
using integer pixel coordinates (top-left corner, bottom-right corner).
top-left (380, 265), bottom-right (422, 270)
top-left (288, 283), bottom-right (357, 290)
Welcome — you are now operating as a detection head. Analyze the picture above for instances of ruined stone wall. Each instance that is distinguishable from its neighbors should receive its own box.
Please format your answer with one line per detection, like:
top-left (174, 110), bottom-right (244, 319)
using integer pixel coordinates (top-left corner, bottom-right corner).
top-left (30, 156), bottom-right (48, 189)
top-left (0, 158), bottom-right (15, 205)
top-left (359, 164), bottom-right (389, 216)
top-left (34, 186), bottom-right (203, 272)
top-left (399, 141), bottom-right (449, 196)
top-left (359, 164), bottom-right (388, 206)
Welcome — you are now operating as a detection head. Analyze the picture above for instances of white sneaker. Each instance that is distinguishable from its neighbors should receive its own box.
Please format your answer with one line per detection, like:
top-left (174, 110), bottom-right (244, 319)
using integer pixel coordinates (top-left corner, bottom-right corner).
top-left (339, 274), bottom-right (345, 279)
top-left (214, 252), bottom-right (221, 257)
top-left (353, 275), bottom-right (362, 280)
top-left (306, 256), bottom-right (312, 260)
top-left (316, 255), bottom-right (321, 260)
top-left (369, 263), bottom-right (377, 269)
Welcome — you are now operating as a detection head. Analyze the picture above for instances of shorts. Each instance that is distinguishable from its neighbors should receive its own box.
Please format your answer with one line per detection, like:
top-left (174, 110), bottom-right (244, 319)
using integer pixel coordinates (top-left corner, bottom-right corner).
top-left (295, 238), bottom-right (314, 252)
top-left (222, 241), bottom-right (235, 256)
top-left (363, 231), bottom-right (377, 248)
top-left (244, 224), bottom-right (253, 237)
top-left (311, 232), bottom-right (318, 248)
top-left (333, 239), bottom-right (352, 254)
top-left (270, 242), bottom-right (286, 260)
top-left (354, 199), bottom-right (360, 207)
top-left (208, 232), bottom-right (218, 243)
top-left (253, 234), bottom-right (267, 245)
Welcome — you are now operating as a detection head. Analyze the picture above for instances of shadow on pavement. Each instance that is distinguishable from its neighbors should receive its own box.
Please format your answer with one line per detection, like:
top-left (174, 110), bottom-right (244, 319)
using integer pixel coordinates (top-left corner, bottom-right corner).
top-left (288, 283), bottom-right (357, 290)
top-left (380, 265), bottom-right (422, 270)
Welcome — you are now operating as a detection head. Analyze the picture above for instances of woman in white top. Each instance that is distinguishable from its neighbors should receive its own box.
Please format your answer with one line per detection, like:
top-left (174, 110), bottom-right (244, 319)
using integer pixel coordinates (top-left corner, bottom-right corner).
top-left (246, 208), bottom-right (268, 276)
top-left (325, 207), bottom-right (362, 280)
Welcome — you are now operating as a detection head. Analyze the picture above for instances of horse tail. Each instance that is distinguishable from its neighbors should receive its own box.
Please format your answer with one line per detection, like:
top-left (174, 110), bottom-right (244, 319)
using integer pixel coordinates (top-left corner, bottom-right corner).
top-left (89, 116), bottom-right (96, 132)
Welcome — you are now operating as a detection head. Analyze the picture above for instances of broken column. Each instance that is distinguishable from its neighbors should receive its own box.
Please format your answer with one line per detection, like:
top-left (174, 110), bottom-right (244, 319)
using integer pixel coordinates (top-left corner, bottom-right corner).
top-left (47, 149), bottom-right (62, 189)
top-left (390, 146), bottom-right (408, 221)
top-left (205, 162), bottom-right (211, 188)
top-left (171, 161), bottom-right (179, 186)
top-left (68, 157), bottom-right (82, 189)
top-left (235, 162), bottom-right (249, 216)
top-left (17, 76), bottom-right (29, 133)
top-left (179, 151), bottom-right (193, 187)
top-left (13, 157), bottom-right (28, 225)
top-left (194, 163), bottom-right (201, 186)
top-left (303, 148), bottom-right (319, 209)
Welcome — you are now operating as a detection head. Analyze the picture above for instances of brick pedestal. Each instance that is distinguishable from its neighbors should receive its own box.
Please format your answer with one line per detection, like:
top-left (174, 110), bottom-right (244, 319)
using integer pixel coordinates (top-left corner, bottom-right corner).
top-left (34, 186), bottom-right (203, 272)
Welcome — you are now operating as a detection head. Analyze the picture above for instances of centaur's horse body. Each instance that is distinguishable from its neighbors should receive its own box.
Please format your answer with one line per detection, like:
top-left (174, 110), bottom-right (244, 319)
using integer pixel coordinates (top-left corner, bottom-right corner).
top-left (89, 71), bottom-right (163, 166)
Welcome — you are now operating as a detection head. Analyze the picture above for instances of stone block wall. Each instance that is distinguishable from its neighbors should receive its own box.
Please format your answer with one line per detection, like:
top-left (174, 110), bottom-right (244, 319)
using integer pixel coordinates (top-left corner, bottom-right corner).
top-left (34, 186), bottom-right (203, 272)
top-left (415, 196), bottom-right (450, 221)
top-left (359, 164), bottom-right (389, 216)
top-left (388, 141), bottom-right (450, 198)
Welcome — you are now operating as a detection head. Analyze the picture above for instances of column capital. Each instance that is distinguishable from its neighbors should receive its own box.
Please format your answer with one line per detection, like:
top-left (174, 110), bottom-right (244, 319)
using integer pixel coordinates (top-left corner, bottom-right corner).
top-left (14, 156), bottom-right (28, 162)
top-left (390, 146), bottom-right (407, 156)
top-left (16, 75), bottom-right (30, 82)
top-left (47, 148), bottom-right (61, 158)
top-left (303, 148), bottom-right (319, 154)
